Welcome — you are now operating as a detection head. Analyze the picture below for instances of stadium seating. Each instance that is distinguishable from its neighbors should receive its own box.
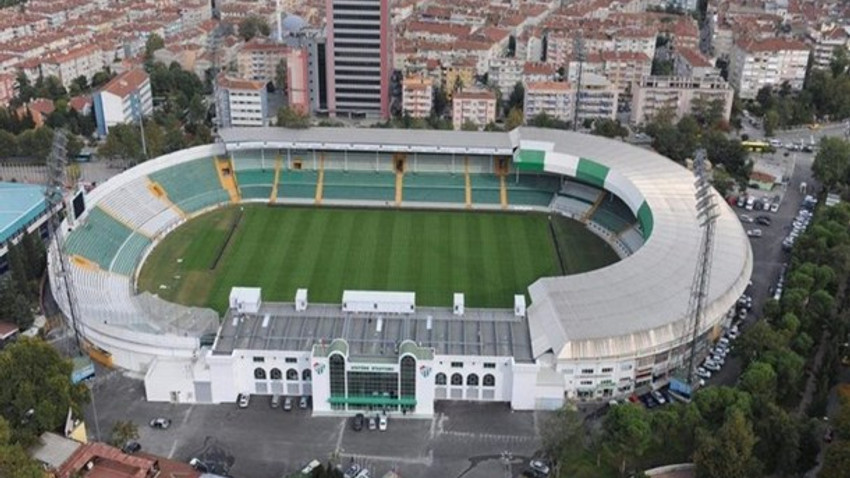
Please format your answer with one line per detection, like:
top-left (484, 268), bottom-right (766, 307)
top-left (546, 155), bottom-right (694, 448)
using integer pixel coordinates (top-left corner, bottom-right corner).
top-left (469, 174), bottom-right (502, 205)
top-left (236, 169), bottom-right (275, 200)
top-left (231, 150), bottom-right (269, 171)
top-left (278, 170), bottom-right (318, 199)
top-left (322, 171), bottom-right (395, 202)
top-left (561, 180), bottom-right (603, 204)
top-left (148, 157), bottom-right (230, 213)
top-left (551, 195), bottom-right (592, 218)
top-left (506, 174), bottom-right (561, 207)
top-left (110, 232), bottom-right (152, 276)
top-left (403, 173), bottom-right (466, 203)
top-left (64, 207), bottom-right (134, 270)
top-left (590, 196), bottom-right (637, 233)
top-left (619, 225), bottom-right (645, 254)
top-left (97, 177), bottom-right (181, 237)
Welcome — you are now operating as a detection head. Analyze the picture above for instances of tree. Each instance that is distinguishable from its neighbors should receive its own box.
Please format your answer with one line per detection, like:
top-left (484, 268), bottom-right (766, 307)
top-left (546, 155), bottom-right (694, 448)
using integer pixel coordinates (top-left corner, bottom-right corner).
top-left (109, 420), bottom-right (139, 448)
top-left (541, 406), bottom-right (585, 459)
top-left (693, 409), bottom-right (760, 478)
top-left (738, 361), bottom-right (777, 402)
top-left (91, 69), bottom-right (114, 89)
top-left (275, 60), bottom-right (287, 93)
top-left (819, 442), bottom-right (850, 478)
top-left (0, 417), bottom-right (43, 478)
top-left (144, 33), bottom-right (165, 61)
top-left (0, 130), bottom-right (16, 158)
top-left (460, 119), bottom-right (479, 131)
top-left (0, 278), bottom-right (32, 330)
top-left (505, 107), bottom-right (523, 130)
top-left (238, 15), bottom-right (271, 42)
top-left (0, 338), bottom-right (89, 446)
top-left (651, 58), bottom-right (674, 76)
top-left (506, 82), bottom-right (525, 112)
top-left (507, 36), bottom-right (516, 57)
top-left (601, 404), bottom-right (652, 476)
top-left (276, 106), bottom-right (309, 128)
top-left (432, 86), bottom-right (449, 117)
top-left (812, 136), bottom-right (850, 189)
top-left (591, 118), bottom-right (628, 138)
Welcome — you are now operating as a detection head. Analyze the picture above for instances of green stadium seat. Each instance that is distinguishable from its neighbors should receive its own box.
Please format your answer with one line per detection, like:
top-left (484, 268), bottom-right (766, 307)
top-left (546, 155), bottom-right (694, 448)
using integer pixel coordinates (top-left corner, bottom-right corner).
top-left (403, 173), bottom-right (466, 204)
top-left (111, 232), bottom-right (152, 276)
top-left (278, 170), bottom-right (318, 199)
top-left (322, 171), bottom-right (395, 202)
top-left (148, 157), bottom-right (229, 213)
top-left (591, 196), bottom-right (637, 233)
top-left (64, 207), bottom-right (134, 270)
top-left (470, 174), bottom-right (501, 205)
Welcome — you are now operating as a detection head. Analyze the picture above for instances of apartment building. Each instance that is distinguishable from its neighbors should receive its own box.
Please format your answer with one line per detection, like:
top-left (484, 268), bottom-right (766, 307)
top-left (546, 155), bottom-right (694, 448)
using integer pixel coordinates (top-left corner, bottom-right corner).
top-left (488, 58), bottom-right (523, 99)
top-left (41, 45), bottom-right (105, 88)
top-left (0, 73), bottom-right (14, 107)
top-left (452, 89), bottom-right (497, 130)
top-left (286, 48), bottom-right (310, 115)
top-left (93, 69), bottom-right (153, 136)
top-left (402, 76), bottom-right (433, 118)
top-left (674, 47), bottom-right (717, 78)
top-left (574, 73), bottom-right (618, 124)
top-left (598, 51), bottom-right (651, 95)
top-left (524, 81), bottom-right (573, 122)
top-left (522, 62), bottom-right (557, 84)
top-left (325, 0), bottom-right (392, 118)
top-left (808, 26), bottom-right (850, 70)
top-left (215, 75), bottom-right (269, 128)
top-left (728, 38), bottom-right (810, 99)
top-left (630, 75), bottom-right (734, 125)
top-left (236, 39), bottom-right (289, 85)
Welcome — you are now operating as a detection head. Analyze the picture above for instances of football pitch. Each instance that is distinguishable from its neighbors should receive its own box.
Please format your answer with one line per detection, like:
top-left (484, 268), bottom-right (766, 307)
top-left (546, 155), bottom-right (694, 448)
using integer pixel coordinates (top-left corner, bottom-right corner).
top-left (137, 205), bottom-right (619, 312)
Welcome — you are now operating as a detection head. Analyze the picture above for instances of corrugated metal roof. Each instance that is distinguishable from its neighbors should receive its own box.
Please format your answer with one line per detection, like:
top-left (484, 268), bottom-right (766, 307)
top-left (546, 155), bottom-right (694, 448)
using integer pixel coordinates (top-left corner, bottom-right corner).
top-left (0, 182), bottom-right (46, 244)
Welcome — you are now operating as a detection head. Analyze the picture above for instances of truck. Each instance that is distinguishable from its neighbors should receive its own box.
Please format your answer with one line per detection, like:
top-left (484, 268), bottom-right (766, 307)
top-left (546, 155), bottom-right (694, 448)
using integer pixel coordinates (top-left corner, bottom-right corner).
top-left (71, 356), bottom-right (95, 384)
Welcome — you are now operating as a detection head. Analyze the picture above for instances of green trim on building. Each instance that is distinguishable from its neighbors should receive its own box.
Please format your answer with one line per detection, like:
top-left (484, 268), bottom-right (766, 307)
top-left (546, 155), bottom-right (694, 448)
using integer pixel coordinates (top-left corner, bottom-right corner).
top-left (637, 201), bottom-right (653, 239)
top-left (514, 149), bottom-right (546, 172)
top-left (575, 158), bottom-right (609, 188)
top-left (327, 396), bottom-right (417, 406)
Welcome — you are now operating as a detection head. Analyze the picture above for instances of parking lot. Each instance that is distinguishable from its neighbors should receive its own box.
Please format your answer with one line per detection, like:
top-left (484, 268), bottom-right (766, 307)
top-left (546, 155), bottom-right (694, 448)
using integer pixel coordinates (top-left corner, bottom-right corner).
top-left (84, 371), bottom-right (545, 478)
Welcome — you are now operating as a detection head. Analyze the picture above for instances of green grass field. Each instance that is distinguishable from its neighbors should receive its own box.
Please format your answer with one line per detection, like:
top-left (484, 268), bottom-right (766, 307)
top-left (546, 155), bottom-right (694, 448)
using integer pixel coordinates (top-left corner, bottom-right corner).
top-left (137, 205), bottom-right (618, 312)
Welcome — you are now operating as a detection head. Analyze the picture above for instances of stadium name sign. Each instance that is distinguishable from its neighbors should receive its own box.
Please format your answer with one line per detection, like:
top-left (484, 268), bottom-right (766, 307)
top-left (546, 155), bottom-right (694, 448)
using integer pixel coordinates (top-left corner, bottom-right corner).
top-left (349, 364), bottom-right (397, 373)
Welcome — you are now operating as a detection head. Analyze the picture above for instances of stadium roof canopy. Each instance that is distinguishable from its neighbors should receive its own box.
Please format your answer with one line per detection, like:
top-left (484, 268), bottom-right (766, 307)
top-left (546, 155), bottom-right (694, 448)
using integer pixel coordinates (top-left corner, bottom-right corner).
top-left (218, 127), bottom-right (753, 362)
top-left (0, 182), bottom-right (46, 244)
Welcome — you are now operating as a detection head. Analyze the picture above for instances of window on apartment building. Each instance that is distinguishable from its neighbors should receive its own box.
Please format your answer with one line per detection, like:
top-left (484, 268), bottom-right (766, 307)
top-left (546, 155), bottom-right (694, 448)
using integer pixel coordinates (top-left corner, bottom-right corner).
top-left (601, 367), bottom-right (613, 373)
top-left (580, 368), bottom-right (594, 374)
top-left (580, 380), bottom-right (592, 386)
top-left (450, 362), bottom-right (463, 368)
top-left (252, 356), bottom-right (265, 363)
top-left (285, 357), bottom-right (297, 363)
top-left (483, 363), bottom-right (496, 369)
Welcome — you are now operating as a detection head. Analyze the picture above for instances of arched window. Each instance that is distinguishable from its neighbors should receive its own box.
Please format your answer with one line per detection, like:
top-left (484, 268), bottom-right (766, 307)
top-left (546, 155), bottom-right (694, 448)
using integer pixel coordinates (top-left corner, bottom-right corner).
top-left (286, 368), bottom-right (299, 381)
top-left (451, 373), bottom-right (463, 386)
top-left (253, 368), bottom-right (266, 380)
top-left (483, 374), bottom-right (495, 387)
top-left (400, 356), bottom-right (416, 399)
top-left (302, 369), bottom-right (312, 381)
top-left (435, 373), bottom-right (447, 385)
top-left (270, 368), bottom-right (282, 380)
top-left (466, 374), bottom-right (479, 386)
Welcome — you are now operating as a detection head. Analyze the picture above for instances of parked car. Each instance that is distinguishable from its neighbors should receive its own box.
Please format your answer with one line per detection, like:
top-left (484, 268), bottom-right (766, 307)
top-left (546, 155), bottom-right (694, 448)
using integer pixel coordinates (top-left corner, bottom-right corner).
top-left (770, 203), bottom-right (780, 213)
top-left (378, 414), bottom-right (388, 431)
top-left (189, 458), bottom-right (209, 473)
top-left (756, 216), bottom-right (772, 226)
top-left (284, 397), bottom-right (293, 411)
top-left (352, 413), bottom-right (365, 431)
top-left (704, 361), bottom-right (721, 372)
top-left (739, 214), bottom-right (754, 223)
top-left (696, 367), bottom-right (712, 379)
top-left (650, 390), bottom-right (667, 405)
top-left (122, 441), bottom-right (142, 454)
top-left (237, 393), bottom-right (250, 409)
top-left (149, 417), bottom-right (171, 429)
top-left (747, 229), bottom-right (762, 238)
top-left (343, 463), bottom-right (363, 478)
top-left (528, 459), bottom-right (551, 477)
top-left (270, 395), bottom-right (281, 409)
top-left (299, 396), bottom-right (309, 409)
top-left (368, 416), bottom-right (377, 430)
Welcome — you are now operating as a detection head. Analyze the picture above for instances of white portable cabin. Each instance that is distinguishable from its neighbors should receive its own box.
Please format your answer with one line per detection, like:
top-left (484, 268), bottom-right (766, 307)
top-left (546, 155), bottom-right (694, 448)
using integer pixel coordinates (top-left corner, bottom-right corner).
top-left (341, 290), bottom-right (416, 314)
top-left (229, 287), bottom-right (262, 314)
top-left (453, 293), bottom-right (464, 316)
top-left (295, 288), bottom-right (308, 311)
top-left (514, 295), bottom-right (526, 317)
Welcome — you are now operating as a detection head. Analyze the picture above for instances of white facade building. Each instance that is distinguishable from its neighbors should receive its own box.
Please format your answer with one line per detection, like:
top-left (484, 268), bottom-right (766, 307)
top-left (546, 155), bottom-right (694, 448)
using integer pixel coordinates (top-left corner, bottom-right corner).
top-left (728, 38), bottom-right (811, 100)
top-left (630, 75), bottom-right (734, 125)
top-left (215, 76), bottom-right (270, 128)
top-left (451, 89), bottom-right (497, 130)
top-left (93, 69), bottom-right (153, 137)
top-left (524, 81), bottom-right (573, 122)
top-left (402, 76), bottom-right (433, 118)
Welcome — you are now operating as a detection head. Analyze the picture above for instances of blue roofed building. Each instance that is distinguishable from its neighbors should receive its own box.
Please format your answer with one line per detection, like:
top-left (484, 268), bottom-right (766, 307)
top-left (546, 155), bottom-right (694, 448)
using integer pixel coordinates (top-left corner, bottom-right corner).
top-left (0, 182), bottom-right (52, 274)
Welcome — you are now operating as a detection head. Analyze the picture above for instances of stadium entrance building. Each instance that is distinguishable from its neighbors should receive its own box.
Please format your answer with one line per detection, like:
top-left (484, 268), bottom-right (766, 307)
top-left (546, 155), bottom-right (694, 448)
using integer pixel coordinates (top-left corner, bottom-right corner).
top-left (49, 127), bottom-right (753, 415)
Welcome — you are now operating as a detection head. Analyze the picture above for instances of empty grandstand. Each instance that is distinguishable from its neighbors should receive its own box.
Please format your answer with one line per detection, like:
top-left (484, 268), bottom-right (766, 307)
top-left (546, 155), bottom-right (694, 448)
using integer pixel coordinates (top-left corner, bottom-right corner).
top-left (48, 128), bottom-right (752, 413)
top-left (1, 182), bottom-right (53, 274)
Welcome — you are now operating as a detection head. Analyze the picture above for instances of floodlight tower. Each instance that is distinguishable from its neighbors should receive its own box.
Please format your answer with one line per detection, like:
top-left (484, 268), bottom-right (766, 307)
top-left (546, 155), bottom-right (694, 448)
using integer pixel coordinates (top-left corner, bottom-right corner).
top-left (683, 149), bottom-right (719, 385)
top-left (44, 130), bottom-right (84, 355)
top-left (572, 35), bottom-right (585, 132)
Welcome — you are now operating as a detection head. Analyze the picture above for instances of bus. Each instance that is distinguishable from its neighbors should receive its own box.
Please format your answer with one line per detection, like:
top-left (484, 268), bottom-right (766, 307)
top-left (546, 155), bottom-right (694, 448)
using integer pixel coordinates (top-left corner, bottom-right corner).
top-left (741, 141), bottom-right (772, 153)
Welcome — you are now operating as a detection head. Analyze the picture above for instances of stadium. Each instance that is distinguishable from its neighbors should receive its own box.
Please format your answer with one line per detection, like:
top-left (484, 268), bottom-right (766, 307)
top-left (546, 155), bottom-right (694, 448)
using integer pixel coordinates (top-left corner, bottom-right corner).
top-left (48, 127), bottom-right (752, 415)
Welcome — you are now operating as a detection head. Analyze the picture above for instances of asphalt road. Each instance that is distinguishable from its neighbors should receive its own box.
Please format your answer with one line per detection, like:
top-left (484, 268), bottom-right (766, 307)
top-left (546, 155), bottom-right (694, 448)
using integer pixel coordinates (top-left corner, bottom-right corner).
top-left (709, 131), bottom-right (820, 387)
top-left (84, 370), bottom-right (546, 478)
